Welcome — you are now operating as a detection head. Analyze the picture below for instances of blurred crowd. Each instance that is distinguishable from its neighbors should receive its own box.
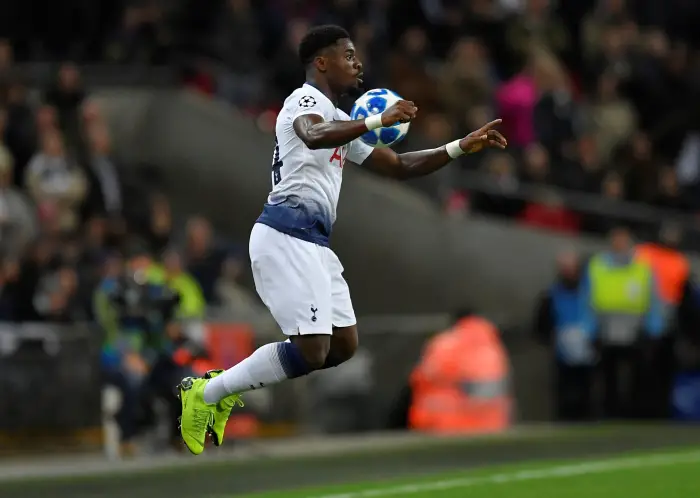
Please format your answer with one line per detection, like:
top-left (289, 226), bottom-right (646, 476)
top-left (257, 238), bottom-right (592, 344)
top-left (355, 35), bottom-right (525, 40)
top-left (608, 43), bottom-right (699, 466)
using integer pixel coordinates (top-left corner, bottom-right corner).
top-left (0, 51), bottom-right (272, 453)
top-left (536, 225), bottom-right (700, 422)
top-left (3, 0), bottom-right (700, 448)
top-left (3, 0), bottom-right (700, 243)
top-left (0, 58), bottom-right (259, 325)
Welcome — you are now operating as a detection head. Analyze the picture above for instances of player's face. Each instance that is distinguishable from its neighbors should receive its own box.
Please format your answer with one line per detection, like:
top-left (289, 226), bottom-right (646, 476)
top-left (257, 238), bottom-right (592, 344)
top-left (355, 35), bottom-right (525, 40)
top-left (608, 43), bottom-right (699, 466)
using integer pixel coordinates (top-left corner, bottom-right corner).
top-left (327, 38), bottom-right (363, 94)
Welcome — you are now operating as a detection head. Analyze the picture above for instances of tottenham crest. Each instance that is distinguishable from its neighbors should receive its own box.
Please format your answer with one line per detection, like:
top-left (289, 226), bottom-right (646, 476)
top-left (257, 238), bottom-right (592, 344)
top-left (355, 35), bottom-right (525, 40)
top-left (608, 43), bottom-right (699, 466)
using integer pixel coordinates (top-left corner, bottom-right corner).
top-left (299, 96), bottom-right (316, 108)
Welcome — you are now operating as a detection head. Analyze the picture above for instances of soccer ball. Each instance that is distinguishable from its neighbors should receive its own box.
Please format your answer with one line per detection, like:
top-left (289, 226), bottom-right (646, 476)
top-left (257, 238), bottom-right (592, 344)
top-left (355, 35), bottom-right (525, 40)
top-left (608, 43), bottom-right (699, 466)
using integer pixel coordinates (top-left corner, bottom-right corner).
top-left (350, 88), bottom-right (410, 148)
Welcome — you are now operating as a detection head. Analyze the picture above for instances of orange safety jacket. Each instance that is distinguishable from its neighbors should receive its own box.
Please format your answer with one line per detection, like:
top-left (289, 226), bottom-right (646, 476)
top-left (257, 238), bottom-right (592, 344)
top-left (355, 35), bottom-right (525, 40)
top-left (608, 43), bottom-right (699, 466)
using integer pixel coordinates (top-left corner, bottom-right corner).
top-left (636, 243), bottom-right (689, 305)
top-left (409, 317), bottom-right (512, 434)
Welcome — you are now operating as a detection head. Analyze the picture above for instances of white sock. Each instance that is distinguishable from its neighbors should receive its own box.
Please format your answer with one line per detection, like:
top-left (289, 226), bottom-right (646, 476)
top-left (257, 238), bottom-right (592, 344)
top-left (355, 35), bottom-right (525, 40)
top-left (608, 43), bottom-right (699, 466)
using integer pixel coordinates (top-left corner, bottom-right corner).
top-left (203, 340), bottom-right (309, 404)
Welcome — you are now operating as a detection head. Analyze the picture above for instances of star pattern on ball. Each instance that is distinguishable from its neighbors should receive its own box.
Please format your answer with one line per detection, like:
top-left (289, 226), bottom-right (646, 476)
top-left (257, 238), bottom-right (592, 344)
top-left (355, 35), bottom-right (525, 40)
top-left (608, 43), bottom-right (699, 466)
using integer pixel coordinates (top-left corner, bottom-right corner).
top-left (298, 96), bottom-right (317, 108)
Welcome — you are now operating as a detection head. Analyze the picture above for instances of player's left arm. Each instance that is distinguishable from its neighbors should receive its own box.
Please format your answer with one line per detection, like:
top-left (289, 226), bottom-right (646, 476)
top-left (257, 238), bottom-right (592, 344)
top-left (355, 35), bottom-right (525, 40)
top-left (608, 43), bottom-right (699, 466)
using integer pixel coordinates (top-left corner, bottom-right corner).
top-left (363, 119), bottom-right (507, 180)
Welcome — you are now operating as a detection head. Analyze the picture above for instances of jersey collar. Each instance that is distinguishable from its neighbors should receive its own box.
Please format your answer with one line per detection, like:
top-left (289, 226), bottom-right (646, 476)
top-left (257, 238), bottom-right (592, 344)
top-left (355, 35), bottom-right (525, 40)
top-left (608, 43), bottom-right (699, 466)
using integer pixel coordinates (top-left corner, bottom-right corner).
top-left (303, 82), bottom-right (337, 108)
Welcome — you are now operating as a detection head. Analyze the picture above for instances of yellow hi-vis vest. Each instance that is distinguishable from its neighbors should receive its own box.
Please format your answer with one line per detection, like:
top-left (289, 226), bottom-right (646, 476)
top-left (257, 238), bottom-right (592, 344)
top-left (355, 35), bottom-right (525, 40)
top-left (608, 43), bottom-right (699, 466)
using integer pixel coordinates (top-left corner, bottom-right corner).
top-left (589, 255), bottom-right (652, 314)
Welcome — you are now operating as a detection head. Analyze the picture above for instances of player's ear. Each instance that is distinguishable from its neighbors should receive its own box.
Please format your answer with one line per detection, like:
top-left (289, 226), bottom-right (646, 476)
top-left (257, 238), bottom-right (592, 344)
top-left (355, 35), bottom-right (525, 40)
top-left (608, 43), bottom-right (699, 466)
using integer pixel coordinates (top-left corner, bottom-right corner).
top-left (313, 55), bottom-right (327, 73)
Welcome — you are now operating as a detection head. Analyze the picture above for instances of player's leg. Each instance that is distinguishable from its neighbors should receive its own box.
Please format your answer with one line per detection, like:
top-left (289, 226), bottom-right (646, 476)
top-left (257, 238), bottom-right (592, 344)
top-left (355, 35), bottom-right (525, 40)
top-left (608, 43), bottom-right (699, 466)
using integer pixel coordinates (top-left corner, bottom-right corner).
top-left (178, 224), bottom-right (333, 453)
top-left (206, 223), bottom-right (334, 395)
top-left (319, 325), bottom-right (358, 368)
top-left (200, 333), bottom-right (330, 449)
top-left (320, 248), bottom-right (358, 370)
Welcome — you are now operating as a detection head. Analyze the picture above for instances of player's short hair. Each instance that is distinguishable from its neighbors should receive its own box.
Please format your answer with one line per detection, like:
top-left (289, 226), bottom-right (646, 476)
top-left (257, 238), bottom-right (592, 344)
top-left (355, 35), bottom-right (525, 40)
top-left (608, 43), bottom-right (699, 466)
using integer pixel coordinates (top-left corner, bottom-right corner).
top-left (298, 25), bottom-right (351, 66)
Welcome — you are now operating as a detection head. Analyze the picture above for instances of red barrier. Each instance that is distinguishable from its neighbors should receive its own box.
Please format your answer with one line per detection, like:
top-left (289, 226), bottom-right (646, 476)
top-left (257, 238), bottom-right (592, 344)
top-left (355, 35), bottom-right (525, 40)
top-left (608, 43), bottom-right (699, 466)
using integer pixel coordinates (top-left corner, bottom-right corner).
top-left (203, 323), bottom-right (258, 439)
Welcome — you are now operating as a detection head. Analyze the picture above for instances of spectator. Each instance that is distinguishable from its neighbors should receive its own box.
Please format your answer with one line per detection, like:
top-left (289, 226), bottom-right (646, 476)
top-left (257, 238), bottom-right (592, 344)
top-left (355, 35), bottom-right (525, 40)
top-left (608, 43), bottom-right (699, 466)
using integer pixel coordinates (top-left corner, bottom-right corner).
top-left (582, 170), bottom-right (628, 234)
top-left (140, 192), bottom-right (173, 255)
top-left (600, 170), bottom-right (625, 202)
top-left (214, 0), bottom-right (265, 108)
top-left (505, 0), bottom-right (569, 62)
top-left (80, 216), bottom-right (109, 296)
top-left (620, 132), bottom-right (657, 204)
top-left (150, 248), bottom-right (206, 320)
top-left (4, 79), bottom-right (37, 184)
top-left (95, 251), bottom-right (149, 457)
top-left (495, 51), bottom-right (542, 149)
top-left (104, 1), bottom-right (170, 64)
top-left (32, 264), bottom-right (82, 323)
top-left (25, 130), bottom-right (87, 234)
top-left (269, 18), bottom-right (310, 105)
top-left (0, 38), bottom-right (14, 76)
top-left (408, 312), bottom-right (512, 434)
top-left (532, 52), bottom-right (579, 158)
top-left (521, 142), bottom-right (553, 186)
top-left (35, 105), bottom-right (60, 136)
top-left (583, 71), bottom-right (637, 164)
top-left (0, 142), bottom-right (36, 255)
top-left (581, 0), bottom-right (630, 63)
top-left (5, 0), bottom-right (700, 443)
top-left (438, 37), bottom-right (495, 133)
top-left (637, 223), bottom-right (690, 317)
top-left (94, 244), bottom-right (182, 455)
top-left (44, 63), bottom-right (86, 151)
top-left (351, 20), bottom-right (385, 88)
top-left (557, 135), bottom-right (606, 192)
top-left (675, 131), bottom-right (700, 205)
top-left (83, 120), bottom-right (123, 219)
top-left (12, 237), bottom-right (56, 321)
top-left (387, 27), bottom-right (441, 125)
top-left (581, 226), bottom-right (664, 418)
top-left (535, 249), bottom-right (595, 420)
top-left (184, 217), bottom-right (226, 303)
top-left (585, 20), bottom-right (634, 89)
top-left (471, 152), bottom-right (523, 217)
top-left (652, 167), bottom-right (691, 212)
top-left (0, 257), bottom-right (20, 320)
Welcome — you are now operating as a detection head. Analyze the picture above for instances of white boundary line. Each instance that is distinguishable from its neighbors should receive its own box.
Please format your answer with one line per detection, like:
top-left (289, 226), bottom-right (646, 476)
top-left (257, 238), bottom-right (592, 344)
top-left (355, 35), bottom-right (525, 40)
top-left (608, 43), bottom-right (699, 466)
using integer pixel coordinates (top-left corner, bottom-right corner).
top-left (311, 450), bottom-right (700, 498)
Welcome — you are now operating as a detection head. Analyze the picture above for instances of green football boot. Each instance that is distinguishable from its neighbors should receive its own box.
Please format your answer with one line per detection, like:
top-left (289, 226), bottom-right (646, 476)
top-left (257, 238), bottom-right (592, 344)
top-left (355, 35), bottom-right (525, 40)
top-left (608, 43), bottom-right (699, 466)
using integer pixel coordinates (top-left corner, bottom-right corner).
top-left (176, 376), bottom-right (215, 455)
top-left (204, 369), bottom-right (245, 447)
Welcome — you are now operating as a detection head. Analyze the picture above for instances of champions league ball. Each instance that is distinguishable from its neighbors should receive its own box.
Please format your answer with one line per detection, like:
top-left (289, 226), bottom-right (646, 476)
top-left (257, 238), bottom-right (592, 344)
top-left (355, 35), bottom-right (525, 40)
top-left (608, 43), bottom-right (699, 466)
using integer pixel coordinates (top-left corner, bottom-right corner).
top-left (350, 88), bottom-right (410, 148)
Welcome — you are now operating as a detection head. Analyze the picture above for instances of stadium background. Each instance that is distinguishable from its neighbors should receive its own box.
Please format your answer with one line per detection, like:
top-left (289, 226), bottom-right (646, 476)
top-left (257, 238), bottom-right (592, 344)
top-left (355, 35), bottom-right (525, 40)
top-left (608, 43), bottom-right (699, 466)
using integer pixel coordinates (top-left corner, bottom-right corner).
top-left (3, 0), bottom-right (700, 496)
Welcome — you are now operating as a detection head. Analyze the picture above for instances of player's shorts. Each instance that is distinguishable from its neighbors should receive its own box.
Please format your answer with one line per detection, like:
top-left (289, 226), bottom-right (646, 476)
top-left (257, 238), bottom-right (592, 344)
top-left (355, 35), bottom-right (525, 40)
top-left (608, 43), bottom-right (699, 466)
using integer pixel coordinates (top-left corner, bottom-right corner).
top-left (249, 223), bottom-right (356, 335)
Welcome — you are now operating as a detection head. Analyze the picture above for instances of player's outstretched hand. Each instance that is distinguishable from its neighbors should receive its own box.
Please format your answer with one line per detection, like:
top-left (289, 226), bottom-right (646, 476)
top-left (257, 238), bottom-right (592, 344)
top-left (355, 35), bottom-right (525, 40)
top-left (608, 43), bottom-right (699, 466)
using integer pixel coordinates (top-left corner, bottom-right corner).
top-left (459, 119), bottom-right (507, 154)
top-left (382, 100), bottom-right (418, 126)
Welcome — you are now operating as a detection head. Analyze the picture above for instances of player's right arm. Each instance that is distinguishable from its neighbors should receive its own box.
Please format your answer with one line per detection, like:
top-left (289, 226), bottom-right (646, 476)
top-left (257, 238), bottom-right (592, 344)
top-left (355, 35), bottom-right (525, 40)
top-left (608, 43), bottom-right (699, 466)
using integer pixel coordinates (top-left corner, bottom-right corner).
top-left (293, 100), bottom-right (418, 150)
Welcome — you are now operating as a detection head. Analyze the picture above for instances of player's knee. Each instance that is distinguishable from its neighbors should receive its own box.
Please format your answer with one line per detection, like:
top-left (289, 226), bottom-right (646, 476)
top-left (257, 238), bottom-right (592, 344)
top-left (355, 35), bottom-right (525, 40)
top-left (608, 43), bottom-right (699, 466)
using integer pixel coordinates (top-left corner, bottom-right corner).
top-left (332, 326), bottom-right (358, 363)
top-left (293, 335), bottom-right (331, 370)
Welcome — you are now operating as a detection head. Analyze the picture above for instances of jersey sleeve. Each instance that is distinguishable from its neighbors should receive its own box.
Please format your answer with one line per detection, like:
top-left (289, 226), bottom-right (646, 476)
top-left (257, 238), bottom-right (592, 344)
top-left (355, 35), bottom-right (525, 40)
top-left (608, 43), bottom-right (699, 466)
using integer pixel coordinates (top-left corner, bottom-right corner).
top-left (291, 92), bottom-right (331, 121)
top-left (347, 137), bottom-right (375, 165)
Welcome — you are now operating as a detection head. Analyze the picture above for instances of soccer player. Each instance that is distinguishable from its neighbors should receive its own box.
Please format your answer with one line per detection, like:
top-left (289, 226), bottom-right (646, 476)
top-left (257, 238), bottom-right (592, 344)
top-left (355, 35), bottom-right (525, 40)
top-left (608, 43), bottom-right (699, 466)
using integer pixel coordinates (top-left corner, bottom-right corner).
top-left (177, 24), bottom-right (507, 454)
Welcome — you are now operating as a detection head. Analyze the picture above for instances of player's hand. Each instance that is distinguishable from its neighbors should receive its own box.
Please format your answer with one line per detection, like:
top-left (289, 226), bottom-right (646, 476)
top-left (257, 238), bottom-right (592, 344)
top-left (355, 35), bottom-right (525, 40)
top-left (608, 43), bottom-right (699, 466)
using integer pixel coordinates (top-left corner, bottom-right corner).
top-left (459, 119), bottom-right (507, 154)
top-left (382, 100), bottom-right (418, 126)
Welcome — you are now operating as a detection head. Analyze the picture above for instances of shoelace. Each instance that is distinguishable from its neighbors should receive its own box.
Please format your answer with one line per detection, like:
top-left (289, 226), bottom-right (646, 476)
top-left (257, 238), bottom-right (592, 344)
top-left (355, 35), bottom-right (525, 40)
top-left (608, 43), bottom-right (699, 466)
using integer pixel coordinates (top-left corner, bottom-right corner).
top-left (221, 394), bottom-right (245, 408)
top-left (192, 409), bottom-right (214, 436)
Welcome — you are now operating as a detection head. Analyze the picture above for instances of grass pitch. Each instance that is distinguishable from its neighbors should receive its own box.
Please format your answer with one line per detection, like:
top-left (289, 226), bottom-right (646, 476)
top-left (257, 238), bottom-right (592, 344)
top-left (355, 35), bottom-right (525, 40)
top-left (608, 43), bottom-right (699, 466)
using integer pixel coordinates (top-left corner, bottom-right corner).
top-left (243, 447), bottom-right (700, 498)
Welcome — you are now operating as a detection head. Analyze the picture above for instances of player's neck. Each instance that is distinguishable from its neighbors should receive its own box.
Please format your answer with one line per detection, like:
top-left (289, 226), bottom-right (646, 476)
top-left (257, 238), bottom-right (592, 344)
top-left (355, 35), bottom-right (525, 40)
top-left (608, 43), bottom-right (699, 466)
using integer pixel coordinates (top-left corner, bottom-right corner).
top-left (304, 78), bottom-right (339, 107)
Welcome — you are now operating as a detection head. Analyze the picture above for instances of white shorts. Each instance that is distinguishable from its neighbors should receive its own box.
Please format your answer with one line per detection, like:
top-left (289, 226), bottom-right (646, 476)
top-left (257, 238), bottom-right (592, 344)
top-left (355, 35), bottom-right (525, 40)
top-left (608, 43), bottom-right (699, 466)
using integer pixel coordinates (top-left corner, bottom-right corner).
top-left (249, 223), bottom-right (356, 335)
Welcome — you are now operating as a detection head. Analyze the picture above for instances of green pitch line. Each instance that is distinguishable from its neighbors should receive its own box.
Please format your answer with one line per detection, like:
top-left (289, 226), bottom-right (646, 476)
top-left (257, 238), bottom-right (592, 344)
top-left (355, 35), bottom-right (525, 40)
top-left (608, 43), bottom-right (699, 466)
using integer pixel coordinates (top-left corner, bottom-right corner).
top-left (240, 448), bottom-right (700, 498)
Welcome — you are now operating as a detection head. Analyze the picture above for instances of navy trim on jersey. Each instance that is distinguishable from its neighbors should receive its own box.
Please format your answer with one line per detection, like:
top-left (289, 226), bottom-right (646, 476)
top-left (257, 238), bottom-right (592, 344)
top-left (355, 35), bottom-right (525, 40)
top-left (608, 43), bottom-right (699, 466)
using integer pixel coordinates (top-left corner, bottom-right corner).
top-left (256, 198), bottom-right (332, 247)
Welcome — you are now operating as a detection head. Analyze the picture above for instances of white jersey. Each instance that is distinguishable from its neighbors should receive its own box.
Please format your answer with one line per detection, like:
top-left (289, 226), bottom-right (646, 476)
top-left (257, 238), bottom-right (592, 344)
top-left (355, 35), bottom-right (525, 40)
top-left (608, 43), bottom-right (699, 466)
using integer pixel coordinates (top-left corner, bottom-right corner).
top-left (256, 83), bottom-right (374, 247)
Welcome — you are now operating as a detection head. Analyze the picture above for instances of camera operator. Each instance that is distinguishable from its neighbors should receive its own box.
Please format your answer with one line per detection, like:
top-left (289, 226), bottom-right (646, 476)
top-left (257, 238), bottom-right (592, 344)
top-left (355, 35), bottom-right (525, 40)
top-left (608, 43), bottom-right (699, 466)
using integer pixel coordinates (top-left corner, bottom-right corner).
top-left (96, 243), bottom-right (181, 456)
top-left (143, 247), bottom-right (211, 449)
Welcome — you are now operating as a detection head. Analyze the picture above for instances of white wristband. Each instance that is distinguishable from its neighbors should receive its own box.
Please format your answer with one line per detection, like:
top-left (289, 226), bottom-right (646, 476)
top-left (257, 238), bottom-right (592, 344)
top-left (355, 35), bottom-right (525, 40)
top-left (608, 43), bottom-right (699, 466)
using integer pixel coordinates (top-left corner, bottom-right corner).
top-left (445, 139), bottom-right (465, 159)
top-left (365, 113), bottom-right (383, 131)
